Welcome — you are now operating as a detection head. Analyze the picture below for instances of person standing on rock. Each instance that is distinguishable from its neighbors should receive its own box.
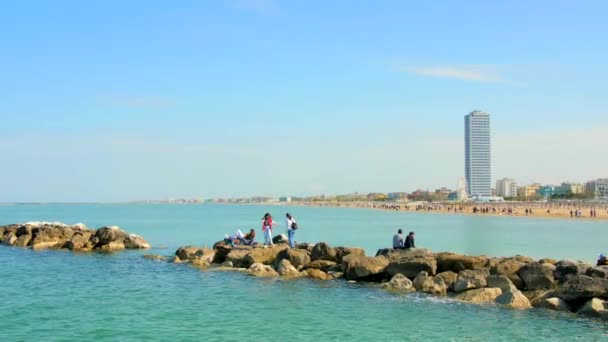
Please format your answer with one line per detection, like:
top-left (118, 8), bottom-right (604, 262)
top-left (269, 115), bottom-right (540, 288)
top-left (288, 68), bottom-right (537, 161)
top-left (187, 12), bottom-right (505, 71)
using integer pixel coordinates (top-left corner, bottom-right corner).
top-left (404, 232), bottom-right (416, 249)
top-left (262, 213), bottom-right (277, 246)
top-left (286, 213), bottom-right (297, 248)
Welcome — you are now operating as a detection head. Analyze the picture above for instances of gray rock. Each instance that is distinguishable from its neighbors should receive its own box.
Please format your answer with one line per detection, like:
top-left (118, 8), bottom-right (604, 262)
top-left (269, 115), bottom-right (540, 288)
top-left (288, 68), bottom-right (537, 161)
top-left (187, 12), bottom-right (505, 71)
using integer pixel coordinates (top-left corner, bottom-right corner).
top-left (554, 260), bottom-right (590, 283)
top-left (487, 275), bottom-right (518, 293)
top-left (454, 269), bottom-right (490, 293)
top-left (553, 275), bottom-right (608, 302)
top-left (532, 297), bottom-right (571, 312)
top-left (578, 298), bottom-right (608, 319)
top-left (496, 290), bottom-right (532, 309)
top-left (519, 262), bottom-right (555, 290)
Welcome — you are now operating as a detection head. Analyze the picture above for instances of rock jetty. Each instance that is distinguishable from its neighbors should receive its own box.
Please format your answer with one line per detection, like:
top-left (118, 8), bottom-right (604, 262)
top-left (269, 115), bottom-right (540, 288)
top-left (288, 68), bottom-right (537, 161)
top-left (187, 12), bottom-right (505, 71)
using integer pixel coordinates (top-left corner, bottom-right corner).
top-left (173, 239), bottom-right (608, 320)
top-left (0, 222), bottom-right (150, 251)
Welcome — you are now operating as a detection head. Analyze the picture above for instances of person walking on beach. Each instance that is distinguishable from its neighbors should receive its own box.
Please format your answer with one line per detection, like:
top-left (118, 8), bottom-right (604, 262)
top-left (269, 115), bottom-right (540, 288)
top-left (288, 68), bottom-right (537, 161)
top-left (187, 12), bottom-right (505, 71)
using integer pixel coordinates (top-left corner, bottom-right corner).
top-left (393, 229), bottom-right (405, 249)
top-left (262, 213), bottom-right (277, 246)
top-left (404, 232), bottom-right (416, 249)
top-left (286, 213), bottom-right (297, 248)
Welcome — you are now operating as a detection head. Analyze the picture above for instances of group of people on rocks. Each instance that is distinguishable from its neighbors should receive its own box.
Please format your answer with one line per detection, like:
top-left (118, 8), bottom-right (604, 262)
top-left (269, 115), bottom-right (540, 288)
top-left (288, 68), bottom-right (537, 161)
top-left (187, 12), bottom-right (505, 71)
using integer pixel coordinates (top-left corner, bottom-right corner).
top-left (224, 212), bottom-right (299, 248)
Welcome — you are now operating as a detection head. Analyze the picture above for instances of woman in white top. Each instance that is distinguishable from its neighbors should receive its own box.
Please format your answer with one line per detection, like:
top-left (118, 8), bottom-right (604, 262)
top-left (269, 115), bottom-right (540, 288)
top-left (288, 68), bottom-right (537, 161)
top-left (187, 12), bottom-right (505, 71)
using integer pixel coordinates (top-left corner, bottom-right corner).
top-left (286, 213), bottom-right (297, 248)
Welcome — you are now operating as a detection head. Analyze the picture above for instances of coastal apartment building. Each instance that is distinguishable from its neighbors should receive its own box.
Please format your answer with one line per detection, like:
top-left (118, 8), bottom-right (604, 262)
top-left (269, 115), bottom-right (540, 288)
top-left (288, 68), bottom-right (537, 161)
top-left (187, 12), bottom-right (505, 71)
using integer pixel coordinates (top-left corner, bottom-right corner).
top-left (496, 178), bottom-right (518, 198)
top-left (465, 111), bottom-right (492, 196)
top-left (586, 179), bottom-right (608, 199)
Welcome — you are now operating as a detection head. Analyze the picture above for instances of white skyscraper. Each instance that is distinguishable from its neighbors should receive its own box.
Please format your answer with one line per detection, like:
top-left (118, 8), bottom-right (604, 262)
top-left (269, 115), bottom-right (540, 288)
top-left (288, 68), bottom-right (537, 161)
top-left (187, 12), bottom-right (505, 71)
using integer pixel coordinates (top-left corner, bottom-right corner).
top-left (465, 111), bottom-right (491, 196)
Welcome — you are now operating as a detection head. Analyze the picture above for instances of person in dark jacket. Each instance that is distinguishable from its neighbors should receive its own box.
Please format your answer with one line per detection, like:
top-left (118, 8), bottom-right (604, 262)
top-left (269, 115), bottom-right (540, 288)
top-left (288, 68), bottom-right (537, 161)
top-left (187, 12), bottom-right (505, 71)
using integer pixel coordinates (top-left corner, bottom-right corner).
top-left (404, 232), bottom-right (416, 249)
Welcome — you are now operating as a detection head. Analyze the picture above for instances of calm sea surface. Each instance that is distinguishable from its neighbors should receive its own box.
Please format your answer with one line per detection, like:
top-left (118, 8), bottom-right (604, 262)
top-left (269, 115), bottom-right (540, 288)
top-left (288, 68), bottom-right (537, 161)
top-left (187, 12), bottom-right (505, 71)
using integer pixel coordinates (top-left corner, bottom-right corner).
top-left (1, 204), bottom-right (608, 341)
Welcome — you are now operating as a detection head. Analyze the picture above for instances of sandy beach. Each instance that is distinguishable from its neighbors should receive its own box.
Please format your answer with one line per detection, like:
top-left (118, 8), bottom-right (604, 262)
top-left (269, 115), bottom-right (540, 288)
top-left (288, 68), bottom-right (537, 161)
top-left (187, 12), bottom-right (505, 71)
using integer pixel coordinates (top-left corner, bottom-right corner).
top-left (286, 201), bottom-right (608, 221)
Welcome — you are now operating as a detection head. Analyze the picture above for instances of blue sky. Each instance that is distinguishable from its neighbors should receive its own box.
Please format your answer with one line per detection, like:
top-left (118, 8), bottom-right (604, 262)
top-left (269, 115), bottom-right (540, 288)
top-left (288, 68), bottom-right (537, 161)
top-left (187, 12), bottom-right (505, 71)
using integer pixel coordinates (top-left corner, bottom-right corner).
top-left (1, 0), bottom-right (607, 202)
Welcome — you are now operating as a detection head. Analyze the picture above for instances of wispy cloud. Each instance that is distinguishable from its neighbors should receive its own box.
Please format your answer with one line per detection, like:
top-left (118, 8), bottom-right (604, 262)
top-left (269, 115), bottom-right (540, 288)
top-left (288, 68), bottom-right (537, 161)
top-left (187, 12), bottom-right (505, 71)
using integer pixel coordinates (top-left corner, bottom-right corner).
top-left (402, 65), bottom-right (503, 82)
top-left (228, 0), bottom-right (280, 16)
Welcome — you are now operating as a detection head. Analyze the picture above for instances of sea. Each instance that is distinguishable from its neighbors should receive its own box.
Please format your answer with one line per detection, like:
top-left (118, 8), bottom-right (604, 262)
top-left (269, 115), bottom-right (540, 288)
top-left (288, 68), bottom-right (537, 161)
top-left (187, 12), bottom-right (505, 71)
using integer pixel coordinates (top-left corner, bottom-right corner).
top-left (1, 203), bottom-right (607, 341)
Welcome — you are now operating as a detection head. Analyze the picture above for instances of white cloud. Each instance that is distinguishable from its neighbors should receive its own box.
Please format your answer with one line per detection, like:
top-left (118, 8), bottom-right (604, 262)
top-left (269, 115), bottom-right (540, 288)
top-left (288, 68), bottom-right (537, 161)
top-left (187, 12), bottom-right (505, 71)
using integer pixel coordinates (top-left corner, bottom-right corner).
top-left (403, 65), bottom-right (503, 82)
top-left (228, 0), bottom-right (280, 16)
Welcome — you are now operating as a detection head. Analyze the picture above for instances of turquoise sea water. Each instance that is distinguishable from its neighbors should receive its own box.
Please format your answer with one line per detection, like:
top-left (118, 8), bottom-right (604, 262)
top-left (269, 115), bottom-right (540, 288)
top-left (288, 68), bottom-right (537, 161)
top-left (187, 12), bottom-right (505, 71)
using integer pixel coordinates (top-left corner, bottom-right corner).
top-left (2, 204), bottom-right (608, 341)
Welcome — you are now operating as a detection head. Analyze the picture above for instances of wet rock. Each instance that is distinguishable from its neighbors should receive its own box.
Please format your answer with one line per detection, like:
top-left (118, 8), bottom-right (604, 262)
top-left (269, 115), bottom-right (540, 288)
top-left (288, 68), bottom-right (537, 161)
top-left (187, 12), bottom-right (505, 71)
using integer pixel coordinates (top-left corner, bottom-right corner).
top-left (248, 263), bottom-right (279, 277)
top-left (305, 260), bottom-right (338, 272)
top-left (413, 271), bottom-right (448, 296)
top-left (436, 271), bottom-right (458, 291)
top-left (143, 254), bottom-right (167, 261)
top-left (342, 255), bottom-right (389, 281)
top-left (487, 275), bottom-right (518, 293)
top-left (519, 262), bottom-right (555, 290)
top-left (578, 298), bottom-right (608, 319)
top-left (496, 290), bottom-right (532, 309)
top-left (532, 297), bottom-right (571, 312)
top-left (383, 274), bottom-right (415, 293)
top-left (277, 259), bottom-right (299, 277)
top-left (2, 233), bottom-right (17, 245)
top-left (65, 231), bottom-right (93, 250)
top-left (455, 288), bottom-right (503, 304)
top-left (307, 269), bottom-right (332, 281)
top-left (124, 234), bottom-right (150, 249)
top-left (453, 269), bottom-right (490, 293)
top-left (221, 260), bottom-right (234, 268)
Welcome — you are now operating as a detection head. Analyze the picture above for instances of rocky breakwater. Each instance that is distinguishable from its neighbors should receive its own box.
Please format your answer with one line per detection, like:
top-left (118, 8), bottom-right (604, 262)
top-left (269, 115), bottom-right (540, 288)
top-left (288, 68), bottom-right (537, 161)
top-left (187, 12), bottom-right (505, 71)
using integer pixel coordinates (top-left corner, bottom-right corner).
top-left (0, 222), bottom-right (150, 251)
top-left (173, 240), bottom-right (608, 321)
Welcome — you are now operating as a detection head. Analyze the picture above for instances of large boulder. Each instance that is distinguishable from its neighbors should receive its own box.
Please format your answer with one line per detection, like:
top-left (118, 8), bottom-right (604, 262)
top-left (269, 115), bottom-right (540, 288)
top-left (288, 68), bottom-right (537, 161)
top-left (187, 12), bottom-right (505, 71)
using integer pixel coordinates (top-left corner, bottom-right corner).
top-left (277, 259), bottom-right (299, 277)
top-left (124, 234), bottom-right (150, 249)
top-left (553, 275), bottom-right (608, 302)
top-left (518, 262), bottom-right (555, 290)
top-left (14, 233), bottom-right (32, 247)
top-left (383, 274), bottom-right (415, 293)
top-left (311, 243), bottom-right (338, 262)
top-left (93, 226), bottom-right (127, 250)
top-left (435, 253), bottom-right (489, 273)
top-left (307, 268), bottom-right (332, 280)
top-left (276, 248), bottom-right (311, 269)
top-left (453, 269), bottom-right (490, 293)
top-left (272, 234), bottom-right (288, 244)
top-left (212, 241), bottom-right (233, 264)
top-left (30, 224), bottom-right (75, 249)
top-left (382, 249), bottom-right (437, 278)
top-left (577, 298), bottom-right (608, 319)
top-left (342, 254), bottom-right (389, 281)
top-left (586, 266), bottom-right (608, 279)
top-left (532, 297), bottom-right (572, 312)
top-left (226, 245), bottom-right (288, 268)
top-left (554, 260), bottom-right (590, 283)
top-left (455, 288), bottom-right (503, 304)
top-left (436, 271), bottom-right (458, 291)
top-left (491, 258), bottom-right (526, 290)
top-left (2, 233), bottom-right (17, 246)
top-left (335, 247), bottom-right (366, 263)
top-left (412, 271), bottom-right (448, 296)
top-left (64, 231), bottom-right (93, 250)
top-left (305, 260), bottom-right (337, 272)
top-left (486, 275), bottom-right (518, 293)
top-left (496, 290), bottom-right (532, 309)
top-left (248, 263), bottom-right (279, 277)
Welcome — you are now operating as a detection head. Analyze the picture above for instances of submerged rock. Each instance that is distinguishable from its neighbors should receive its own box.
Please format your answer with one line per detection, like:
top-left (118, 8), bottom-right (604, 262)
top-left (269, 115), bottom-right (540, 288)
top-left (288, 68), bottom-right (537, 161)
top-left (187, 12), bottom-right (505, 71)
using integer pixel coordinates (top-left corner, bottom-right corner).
top-left (307, 269), bottom-right (333, 281)
top-left (578, 298), bottom-right (608, 319)
top-left (248, 263), bottom-right (279, 277)
top-left (532, 297), bottom-right (571, 312)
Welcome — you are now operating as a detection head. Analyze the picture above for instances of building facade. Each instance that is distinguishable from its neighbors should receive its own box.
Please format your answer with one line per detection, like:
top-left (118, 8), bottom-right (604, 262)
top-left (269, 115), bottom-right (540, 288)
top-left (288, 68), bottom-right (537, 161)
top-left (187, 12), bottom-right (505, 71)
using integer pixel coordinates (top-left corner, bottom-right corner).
top-left (518, 184), bottom-right (541, 199)
top-left (496, 178), bottom-right (518, 198)
top-left (465, 111), bottom-right (491, 196)
top-left (586, 179), bottom-right (608, 199)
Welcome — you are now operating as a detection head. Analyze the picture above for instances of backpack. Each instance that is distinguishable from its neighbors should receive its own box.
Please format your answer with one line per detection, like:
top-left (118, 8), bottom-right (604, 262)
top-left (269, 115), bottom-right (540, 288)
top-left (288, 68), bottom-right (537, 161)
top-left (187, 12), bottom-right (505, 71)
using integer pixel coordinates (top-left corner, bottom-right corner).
top-left (291, 221), bottom-right (299, 230)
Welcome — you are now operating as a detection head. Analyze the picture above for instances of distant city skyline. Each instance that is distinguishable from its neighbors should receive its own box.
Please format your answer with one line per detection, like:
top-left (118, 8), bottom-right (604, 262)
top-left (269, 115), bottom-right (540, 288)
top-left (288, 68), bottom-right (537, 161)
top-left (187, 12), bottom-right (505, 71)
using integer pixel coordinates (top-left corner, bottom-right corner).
top-left (1, 1), bottom-right (607, 202)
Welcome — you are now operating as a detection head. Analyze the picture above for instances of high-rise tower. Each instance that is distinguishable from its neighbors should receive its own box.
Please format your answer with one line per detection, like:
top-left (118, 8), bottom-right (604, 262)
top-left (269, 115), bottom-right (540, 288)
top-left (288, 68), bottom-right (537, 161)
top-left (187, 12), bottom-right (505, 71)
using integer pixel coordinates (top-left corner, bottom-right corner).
top-left (465, 111), bottom-right (491, 197)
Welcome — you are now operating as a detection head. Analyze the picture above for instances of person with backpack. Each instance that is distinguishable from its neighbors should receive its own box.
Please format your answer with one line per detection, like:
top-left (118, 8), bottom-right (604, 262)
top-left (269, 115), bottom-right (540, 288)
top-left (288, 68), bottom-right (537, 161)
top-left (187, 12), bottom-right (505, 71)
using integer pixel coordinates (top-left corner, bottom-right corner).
top-left (262, 213), bottom-right (278, 246)
top-left (286, 213), bottom-right (298, 248)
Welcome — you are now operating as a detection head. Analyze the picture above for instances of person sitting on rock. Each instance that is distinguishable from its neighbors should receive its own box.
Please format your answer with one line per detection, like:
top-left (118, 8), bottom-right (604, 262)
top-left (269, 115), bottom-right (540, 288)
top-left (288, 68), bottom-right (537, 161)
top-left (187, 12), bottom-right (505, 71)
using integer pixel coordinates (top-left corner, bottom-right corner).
top-left (392, 229), bottom-right (405, 250)
top-left (598, 254), bottom-right (608, 266)
top-left (404, 232), bottom-right (416, 249)
top-left (242, 229), bottom-right (256, 246)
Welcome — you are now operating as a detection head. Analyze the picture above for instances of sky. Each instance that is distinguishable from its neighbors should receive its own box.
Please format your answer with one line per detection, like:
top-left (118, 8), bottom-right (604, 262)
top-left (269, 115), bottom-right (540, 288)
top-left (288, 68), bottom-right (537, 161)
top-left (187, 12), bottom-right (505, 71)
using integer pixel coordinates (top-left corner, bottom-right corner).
top-left (1, 0), bottom-right (607, 202)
